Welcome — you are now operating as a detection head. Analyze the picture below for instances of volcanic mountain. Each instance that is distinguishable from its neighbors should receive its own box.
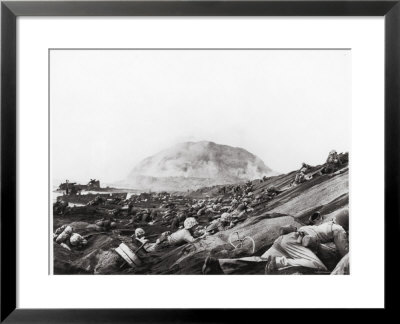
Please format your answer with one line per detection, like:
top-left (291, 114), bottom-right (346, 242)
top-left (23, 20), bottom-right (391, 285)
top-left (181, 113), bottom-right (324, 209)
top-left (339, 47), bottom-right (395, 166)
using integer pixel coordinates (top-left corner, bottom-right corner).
top-left (123, 141), bottom-right (274, 191)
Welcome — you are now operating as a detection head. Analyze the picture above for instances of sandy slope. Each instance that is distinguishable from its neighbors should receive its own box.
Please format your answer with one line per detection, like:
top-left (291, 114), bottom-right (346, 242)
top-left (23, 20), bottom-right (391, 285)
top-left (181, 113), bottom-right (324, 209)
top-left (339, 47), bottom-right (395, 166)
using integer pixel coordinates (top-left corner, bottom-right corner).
top-left (53, 161), bottom-right (349, 275)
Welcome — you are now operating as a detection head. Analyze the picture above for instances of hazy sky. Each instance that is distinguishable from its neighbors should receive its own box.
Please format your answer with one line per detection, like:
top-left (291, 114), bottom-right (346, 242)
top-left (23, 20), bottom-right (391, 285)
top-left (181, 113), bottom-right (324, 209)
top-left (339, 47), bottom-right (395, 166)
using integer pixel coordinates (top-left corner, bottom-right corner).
top-left (51, 49), bottom-right (351, 184)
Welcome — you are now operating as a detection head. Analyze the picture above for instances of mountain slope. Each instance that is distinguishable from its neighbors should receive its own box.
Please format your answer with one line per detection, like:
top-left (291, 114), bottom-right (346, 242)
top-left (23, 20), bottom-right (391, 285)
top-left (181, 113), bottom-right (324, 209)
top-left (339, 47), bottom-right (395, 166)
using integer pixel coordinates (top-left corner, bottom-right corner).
top-left (124, 141), bottom-right (274, 191)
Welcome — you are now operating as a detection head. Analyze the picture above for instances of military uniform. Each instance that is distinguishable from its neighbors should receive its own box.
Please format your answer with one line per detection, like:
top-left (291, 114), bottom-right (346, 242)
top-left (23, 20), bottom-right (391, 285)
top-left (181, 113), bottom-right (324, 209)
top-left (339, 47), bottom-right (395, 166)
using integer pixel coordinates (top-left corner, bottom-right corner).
top-left (217, 221), bottom-right (348, 274)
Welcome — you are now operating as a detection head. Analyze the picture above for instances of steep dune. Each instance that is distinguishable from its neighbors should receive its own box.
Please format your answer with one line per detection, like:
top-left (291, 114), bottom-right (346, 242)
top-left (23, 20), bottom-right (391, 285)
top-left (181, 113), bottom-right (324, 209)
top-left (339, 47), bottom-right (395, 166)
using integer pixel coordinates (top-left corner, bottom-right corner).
top-left (54, 159), bottom-right (349, 275)
top-left (136, 169), bottom-right (349, 274)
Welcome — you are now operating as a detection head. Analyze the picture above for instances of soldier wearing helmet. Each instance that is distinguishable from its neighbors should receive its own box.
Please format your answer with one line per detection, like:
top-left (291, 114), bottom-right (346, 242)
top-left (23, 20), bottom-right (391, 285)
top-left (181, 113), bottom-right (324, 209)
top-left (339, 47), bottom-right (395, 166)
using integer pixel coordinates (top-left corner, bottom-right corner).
top-left (183, 217), bottom-right (198, 230)
top-left (220, 212), bottom-right (231, 223)
top-left (54, 225), bottom-right (88, 251)
top-left (166, 217), bottom-right (198, 245)
top-left (205, 212), bottom-right (236, 235)
top-left (327, 150), bottom-right (339, 163)
top-left (294, 171), bottom-right (306, 184)
top-left (202, 208), bottom-right (350, 275)
top-left (217, 212), bottom-right (235, 232)
top-left (334, 209), bottom-right (349, 232)
top-left (131, 227), bottom-right (161, 253)
top-left (263, 208), bottom-right (349, 273)
top-left (236, 203), bottom-right (246, 212)
top-left (155, 217), bottom-right (199, 247)
top-left (324, 149), bottom-right (342, 174)
top-left (132, 227), bottom-right (148, 245)
top-left (300, 162), bottom-right (311, 173)
top-left (134, 228), bottom-right (146, 239)
top-left (170, 211), bottom-right (186, 232)
top-left (69, 233), bottom-right (88, 248)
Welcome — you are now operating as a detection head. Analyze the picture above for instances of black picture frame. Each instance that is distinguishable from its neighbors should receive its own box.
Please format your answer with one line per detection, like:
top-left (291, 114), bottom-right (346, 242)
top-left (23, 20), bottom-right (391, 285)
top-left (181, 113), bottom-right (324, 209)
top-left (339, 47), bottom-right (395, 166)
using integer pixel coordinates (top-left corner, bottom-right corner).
top-left (1, 0), bottom-right (399, 322)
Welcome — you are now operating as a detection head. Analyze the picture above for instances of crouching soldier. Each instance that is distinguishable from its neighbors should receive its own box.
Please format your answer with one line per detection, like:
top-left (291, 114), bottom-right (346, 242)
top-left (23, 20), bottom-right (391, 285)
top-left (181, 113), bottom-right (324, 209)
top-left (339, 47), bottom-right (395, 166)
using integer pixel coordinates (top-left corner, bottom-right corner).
top-left (300, 162), bottom-right (311, 173)
top-left (87, 195), bottom-right (105, 206)
top-left (202, 209), bottom-right (349, 274)
top-left (266, 186), bottom-right (280, 198)
top-left (294, 171), bottom-right (306, 184)
top-left (323, 150), bottom-right (342, 174)
top-left (69, 233), bottom-right (88, 249)
top-left (53, 225), bottom-right (72, 242)
top-left (132, 228), bottom-right (159, 253)
top-left (134, 218), bottom-right (202, 253)
top-left (53, 200), bottom-right (69, 215)
top-left (54, 225), bottom-right (88, 251)
top-left (156, 217), bottom-right (204, 249)
top-left (170, 212), bottom-right (187, 232)
top-left (95, 217), bottom-right (117, 231)
top-left (206, 213), bottom-right (236, 235)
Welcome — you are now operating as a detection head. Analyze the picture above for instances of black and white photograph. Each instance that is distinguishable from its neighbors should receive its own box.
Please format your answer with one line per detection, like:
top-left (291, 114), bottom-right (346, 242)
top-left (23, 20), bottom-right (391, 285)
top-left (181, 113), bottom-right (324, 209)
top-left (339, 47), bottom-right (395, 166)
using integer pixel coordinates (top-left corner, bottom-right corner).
top-left (51, 49), bottom-right (350, 275)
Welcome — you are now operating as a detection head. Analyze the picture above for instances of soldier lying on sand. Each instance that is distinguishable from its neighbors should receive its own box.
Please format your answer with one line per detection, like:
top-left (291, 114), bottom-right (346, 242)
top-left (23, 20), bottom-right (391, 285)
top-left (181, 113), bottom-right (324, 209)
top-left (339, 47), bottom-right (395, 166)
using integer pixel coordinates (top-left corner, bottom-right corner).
top-left (202, 209), bottom-right (349, 275)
